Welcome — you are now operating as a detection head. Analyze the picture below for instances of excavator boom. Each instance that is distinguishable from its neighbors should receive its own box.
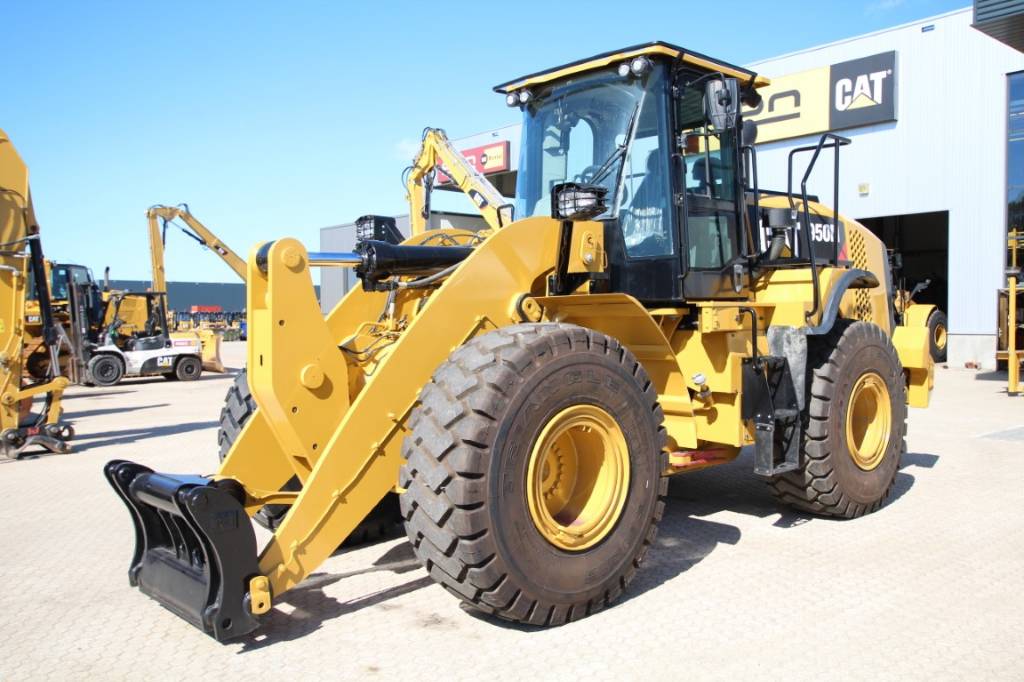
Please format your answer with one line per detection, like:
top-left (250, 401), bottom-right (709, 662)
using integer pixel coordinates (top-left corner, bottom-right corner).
top-left (145, 205), bottom-right (246, 373)
top-left (405, 128), bottom-right (513, 235)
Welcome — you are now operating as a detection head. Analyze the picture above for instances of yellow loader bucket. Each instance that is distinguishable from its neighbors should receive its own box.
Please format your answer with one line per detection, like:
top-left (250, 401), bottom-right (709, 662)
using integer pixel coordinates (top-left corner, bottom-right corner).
top-left (197, 329), bottom-right (226, 373)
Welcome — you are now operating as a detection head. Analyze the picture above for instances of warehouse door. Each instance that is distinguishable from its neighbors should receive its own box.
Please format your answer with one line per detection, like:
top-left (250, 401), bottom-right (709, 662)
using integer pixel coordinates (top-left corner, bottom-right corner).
top-left (857, 211), bottom-right (949, 314)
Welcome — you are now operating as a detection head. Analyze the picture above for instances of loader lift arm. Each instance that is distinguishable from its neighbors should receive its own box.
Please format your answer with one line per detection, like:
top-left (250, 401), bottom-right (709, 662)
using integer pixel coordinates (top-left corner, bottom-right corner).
top-left (146, 205), bottom-right (247, 292)
top-left (405, 128), bottom-right (514, 235)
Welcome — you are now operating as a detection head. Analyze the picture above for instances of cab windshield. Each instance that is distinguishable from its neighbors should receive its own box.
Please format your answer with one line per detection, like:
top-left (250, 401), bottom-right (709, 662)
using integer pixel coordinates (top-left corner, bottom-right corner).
top-left (515, 64), bottom-right (674, 257)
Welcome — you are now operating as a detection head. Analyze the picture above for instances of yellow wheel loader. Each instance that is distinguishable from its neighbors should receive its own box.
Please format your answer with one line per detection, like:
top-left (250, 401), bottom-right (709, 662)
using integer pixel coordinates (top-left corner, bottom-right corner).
top-left (106, 42), bottom-right (933, 641)
top-left (0, 130), bottom-right (75, 457)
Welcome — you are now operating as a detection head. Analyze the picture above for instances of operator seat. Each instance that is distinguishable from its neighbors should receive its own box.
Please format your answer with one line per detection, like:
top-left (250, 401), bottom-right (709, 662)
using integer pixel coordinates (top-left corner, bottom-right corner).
top-left (623, 150), bottom-right (668, 256)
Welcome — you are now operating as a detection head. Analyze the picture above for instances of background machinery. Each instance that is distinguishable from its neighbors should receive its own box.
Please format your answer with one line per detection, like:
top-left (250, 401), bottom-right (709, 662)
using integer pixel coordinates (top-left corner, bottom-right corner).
top-left (0, 129), bottom-right (75, 457)
top-left (890, 250), bottom-right (947, 363)
top-left (106, 43), bottom-right (934, 641)
top-left (146, 204), bottom-right (247, 372)
top-left (87, 290), bottom-right (204, 386)
top-left (1001, 230), bottom-right (1022, 393)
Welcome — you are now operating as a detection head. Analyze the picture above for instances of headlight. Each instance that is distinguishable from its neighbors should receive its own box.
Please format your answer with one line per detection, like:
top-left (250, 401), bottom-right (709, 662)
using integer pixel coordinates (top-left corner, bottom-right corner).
top-left (518, 89), bottom-right (532, 105)
top-left (505, 93), bottom-right (518, 107)
top-left (551, 183), bottom-right (609, 221)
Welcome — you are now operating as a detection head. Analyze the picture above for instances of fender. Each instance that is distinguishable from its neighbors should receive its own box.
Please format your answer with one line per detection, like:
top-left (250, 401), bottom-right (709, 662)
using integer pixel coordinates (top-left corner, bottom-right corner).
top-left (806, 268), bottom-right (879, 336)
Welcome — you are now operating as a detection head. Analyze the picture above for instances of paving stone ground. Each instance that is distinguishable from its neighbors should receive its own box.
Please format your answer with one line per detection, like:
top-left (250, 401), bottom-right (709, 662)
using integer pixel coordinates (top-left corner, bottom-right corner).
top-left (2, 342), bottom-right (1022, 680)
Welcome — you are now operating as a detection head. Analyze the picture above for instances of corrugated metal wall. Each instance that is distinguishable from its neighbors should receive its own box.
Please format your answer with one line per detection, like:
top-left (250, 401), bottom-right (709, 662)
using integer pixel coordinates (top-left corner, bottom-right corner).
top-left (749, 8), bottom-right (1024, 352)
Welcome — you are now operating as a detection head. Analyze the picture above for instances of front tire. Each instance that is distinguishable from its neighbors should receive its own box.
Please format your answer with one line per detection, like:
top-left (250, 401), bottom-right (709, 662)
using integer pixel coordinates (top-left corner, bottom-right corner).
top-left (400, 323), bottom-right (667, 625)
top-left (87, 354), bottom-right (124, 387)
top-left (770, 321), bottom-right (907, 518)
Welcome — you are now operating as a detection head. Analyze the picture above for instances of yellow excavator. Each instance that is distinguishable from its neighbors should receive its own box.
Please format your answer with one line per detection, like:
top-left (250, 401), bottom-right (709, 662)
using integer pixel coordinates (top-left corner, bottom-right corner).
top-left (0, 129), bottom-right (75, 457)
top-left (405, 127), bottom-right (514, 234)
top-left (107, 42), bottom-right (933, 641)
top-left (145, 204), bottom-right (246, 372)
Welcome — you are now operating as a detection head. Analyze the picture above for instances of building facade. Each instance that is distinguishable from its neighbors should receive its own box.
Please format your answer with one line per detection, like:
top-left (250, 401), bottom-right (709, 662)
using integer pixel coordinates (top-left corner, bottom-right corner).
top-left (747, 8), bottom-right (1024, 368)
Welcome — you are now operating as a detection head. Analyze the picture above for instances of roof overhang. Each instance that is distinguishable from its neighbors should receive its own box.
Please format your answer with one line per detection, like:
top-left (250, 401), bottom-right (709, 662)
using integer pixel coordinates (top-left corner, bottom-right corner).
top-left (493, 41), bottom-right (770, 94)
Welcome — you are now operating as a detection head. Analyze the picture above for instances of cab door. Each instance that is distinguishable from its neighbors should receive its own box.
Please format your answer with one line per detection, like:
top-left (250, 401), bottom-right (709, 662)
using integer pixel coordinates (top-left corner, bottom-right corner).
top-left (673, 79), bottom-right (748, 300)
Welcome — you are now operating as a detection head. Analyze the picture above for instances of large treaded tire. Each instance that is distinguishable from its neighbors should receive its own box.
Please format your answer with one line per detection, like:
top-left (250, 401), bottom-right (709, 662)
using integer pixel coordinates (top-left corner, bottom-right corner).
top-left (770, 320), bottom-right (907, 518)
top-left (400, 323), bottom-right (668, 626)
top-left (217, 369), bottom-right (402, 545)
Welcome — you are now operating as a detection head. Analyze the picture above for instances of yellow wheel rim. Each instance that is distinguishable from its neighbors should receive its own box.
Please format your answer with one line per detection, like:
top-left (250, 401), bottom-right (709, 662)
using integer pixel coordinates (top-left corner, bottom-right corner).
top-left (526, 404), bottom-right (630, 551)
top-left (933, 322), bottom-right (947, 351)
top-left (845, 372), bottom-right (892, 471)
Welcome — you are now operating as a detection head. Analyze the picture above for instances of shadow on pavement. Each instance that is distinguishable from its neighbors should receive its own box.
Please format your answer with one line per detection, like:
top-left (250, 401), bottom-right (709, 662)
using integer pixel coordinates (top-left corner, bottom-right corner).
top-left (120, 373), bottom-right (232, 386)
top-left (239, 446), bottom-right (939, 641)
top-left (58, 389), bottom-right (140, 400)
top-left (973, 370), bottom-right (1009, 383)
top-left (70, 420), bottom-right (220, 452)
top-left (65, 403), bottom-right (170, 420)
top-left (239, 543), bottom-right (431, 651)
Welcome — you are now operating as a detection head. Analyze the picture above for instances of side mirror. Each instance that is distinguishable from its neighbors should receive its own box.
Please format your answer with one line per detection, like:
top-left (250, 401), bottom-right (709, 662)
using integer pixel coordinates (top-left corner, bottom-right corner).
top-left (704, 78), bottom-right (739, 131)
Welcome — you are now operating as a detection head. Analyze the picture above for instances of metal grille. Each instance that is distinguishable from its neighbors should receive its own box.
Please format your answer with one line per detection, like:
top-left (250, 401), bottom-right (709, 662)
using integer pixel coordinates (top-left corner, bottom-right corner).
top-left (847, 228), bottom-right (873, 322)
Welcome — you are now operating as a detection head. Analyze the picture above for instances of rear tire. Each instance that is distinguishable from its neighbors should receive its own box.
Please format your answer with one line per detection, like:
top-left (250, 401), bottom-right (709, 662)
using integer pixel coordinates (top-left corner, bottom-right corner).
top-left (217, 369), bottom-right (402, 545)
top-left (927, 309), bottom-right (947, 363)
top-left (770, 320), bottom-right (907, 518)
top-left (87, 354), bottom-right (124, 387)
top-left (175, 356), bottom-right (202, 381)
top-left (400, 323), bottom-right (667, 625)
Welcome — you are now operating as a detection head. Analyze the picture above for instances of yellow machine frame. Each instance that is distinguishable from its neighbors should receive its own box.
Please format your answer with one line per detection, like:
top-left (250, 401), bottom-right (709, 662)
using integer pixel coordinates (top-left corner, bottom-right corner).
top-left (107, 41), bottom-right (935, 641)
top-left (0, 129), bottom-right (72, 457)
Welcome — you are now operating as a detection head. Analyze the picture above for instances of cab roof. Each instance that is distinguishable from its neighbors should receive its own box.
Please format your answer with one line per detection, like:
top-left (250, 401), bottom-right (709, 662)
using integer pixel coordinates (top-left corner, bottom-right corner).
top-left (493, 41), bottom-right (770, 94)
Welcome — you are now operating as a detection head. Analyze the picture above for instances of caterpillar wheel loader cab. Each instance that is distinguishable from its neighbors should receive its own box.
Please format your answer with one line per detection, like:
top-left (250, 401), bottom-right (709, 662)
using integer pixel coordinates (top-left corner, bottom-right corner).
top-left (0, 130), bottom-right (75, 457)
top-left (106, 42), bottom-right (934, 641)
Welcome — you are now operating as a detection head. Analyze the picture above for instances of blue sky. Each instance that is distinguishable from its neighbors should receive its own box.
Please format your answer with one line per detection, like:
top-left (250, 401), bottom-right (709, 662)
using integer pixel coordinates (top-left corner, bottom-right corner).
top-left (4, 0), bottom-right (967, 282)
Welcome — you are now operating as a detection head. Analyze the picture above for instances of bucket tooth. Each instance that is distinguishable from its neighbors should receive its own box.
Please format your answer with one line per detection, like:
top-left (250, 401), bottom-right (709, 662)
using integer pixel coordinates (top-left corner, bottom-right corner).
top-left (104, 460), bottom-right (263, 641)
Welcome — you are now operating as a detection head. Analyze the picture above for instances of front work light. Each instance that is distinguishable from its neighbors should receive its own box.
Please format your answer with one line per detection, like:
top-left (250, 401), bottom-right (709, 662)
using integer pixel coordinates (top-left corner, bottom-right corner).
top-left (355, 215), bottom-right (405, 245)
top-left (505, 93), bottom-right (518, 107)
top-left (619, 56), bottom-right (652, 78)
top-left (551, 183), bottom-right (609, 221)
top-left (630, 56), bottom-right (652, 76)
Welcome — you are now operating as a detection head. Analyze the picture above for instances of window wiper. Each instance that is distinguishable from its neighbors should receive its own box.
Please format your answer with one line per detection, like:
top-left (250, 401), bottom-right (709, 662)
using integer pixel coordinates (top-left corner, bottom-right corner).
top-left (590, 100), bottom-right (643, 185)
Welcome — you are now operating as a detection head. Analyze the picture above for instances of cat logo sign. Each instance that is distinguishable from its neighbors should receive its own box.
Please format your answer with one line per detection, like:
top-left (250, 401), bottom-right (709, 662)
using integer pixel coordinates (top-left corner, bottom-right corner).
top-left (829, 51), bottom-right (897, 129)
top-left (834, 73), bottom-right (888, 110)
top-left (743, 51), bottom-right (897, 144)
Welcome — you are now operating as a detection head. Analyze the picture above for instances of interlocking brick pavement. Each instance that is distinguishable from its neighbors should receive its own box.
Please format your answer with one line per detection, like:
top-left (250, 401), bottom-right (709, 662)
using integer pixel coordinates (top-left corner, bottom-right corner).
top-left (1, 343), bottom-right (1022, 680)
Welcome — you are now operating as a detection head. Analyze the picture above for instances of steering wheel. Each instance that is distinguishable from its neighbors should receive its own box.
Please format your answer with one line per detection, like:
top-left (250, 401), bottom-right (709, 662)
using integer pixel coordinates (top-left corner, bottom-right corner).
top-left (573, 165), bottom-right (601, 184)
